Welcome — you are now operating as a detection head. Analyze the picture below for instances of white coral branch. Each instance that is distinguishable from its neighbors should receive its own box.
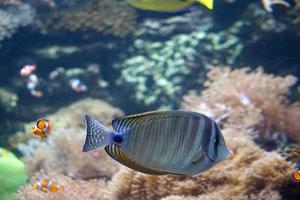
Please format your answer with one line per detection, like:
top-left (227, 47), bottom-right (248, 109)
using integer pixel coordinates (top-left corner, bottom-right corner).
top-left (262, 0), bottom-right (290, 12)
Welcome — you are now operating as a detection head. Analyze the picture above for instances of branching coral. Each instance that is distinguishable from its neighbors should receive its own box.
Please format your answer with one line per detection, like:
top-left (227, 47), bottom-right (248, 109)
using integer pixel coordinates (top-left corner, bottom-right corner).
top-left (37, 0), bottom-right (137, 37)
top-left (0, 3), bottom-right (34, 44)
top-left (182, 67), bottom-right (300, 145)
top-left (261, 0), bottom-right (290, 12)
top-left (113, 0), bottom-right (298, 109)
top-left (16, 68), bottom-right (300, 200)
top-left (0, 87), bottom-right (18, 111)
top-left (15, 98), bottom-right (123, 180)
top-left (114, 13), bottom-right (244, 108)
top-left (105, 67), bottom-right (299, 200)
top-left (16, 172), bottom-right (109, 200)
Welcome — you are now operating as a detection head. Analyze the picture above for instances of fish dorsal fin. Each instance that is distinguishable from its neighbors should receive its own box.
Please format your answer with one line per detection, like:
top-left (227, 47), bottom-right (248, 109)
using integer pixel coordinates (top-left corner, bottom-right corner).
top-left (105, 144), bottom-right (166, 175)
top-left (194, 0), bottom-right (213, 9)
top-left (112, 111), bottom-right (157, 132)
top-left (112, 110), bottom-right (201, 132)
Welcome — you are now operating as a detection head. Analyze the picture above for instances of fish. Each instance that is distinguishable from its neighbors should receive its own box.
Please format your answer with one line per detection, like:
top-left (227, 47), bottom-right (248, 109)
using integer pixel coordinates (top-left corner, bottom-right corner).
top-left (30, 119), bottom-right (51, 140)
top-left (33, 179), bottom-right (64, 192)
top-left (20, 64), bottom-right (36, 77)
top-left (292, 170), bottom-right (300, 182)
top-left (82, 110), bottom-right (231, 176)
top-left (126, 0), bottom-right (213, 12)
top-left (69, 78), bottom-right (88, 93)
top-left (26, 74), bottom-right (43, 98)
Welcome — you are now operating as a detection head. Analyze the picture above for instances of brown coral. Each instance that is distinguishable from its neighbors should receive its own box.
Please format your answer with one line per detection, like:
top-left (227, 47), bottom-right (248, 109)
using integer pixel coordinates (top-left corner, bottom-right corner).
top-left (37, 0), bottom-right (137, 37)
top-left (17, 68), bottom-right (300, 200)
top-left (107, 134), bottom-right (294, 200)
top-left (16, 172), bottom-right (109, 200)
top-left (182, 67), bottom-right (300, 144)
top-left (17, 98), bottom-right (123, 179)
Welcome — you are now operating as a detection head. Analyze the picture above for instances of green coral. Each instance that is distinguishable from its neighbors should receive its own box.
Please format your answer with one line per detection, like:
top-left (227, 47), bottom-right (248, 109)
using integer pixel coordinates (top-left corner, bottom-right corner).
top-left (114, 15), bottom-right (242, 108)
top-left (0, 147), bottom-right (28, 200)
top-left (0, 88), bottom-right (18, 111)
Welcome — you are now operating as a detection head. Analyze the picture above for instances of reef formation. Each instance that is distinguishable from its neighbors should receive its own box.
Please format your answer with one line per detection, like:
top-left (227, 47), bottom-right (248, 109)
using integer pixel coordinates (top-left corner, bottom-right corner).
top-left (16, 67), bottom-right (300, 200)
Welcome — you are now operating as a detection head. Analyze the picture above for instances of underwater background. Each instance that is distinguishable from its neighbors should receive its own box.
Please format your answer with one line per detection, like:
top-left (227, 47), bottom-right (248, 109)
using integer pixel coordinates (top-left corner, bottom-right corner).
top-left (0, 0), bottom-right (300, 199)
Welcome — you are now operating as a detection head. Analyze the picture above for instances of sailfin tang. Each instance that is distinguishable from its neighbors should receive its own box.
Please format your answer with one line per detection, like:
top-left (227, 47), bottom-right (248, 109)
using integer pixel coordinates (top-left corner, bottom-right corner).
top-left (82, 115), bottom-right (111, 152)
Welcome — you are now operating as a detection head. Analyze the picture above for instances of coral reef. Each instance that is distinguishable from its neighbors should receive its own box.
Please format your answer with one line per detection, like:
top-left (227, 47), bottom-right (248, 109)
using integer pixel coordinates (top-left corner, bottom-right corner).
top-left (113, 0), bottom-right (299, 108)
top-left (182, 67), bottom-right (300, 146)
top-left (0, 3), bottom-right (34, 45)
top-left (14, 98), bottom-right (123, 179)
top-left (0, 147), bottom-right (28, 200)
top-left (0, 87), bottom-right (18, 112)
top-left (16, 172), bottom-right (108, 200)
top-left (108, 136), bottom-right (293, 200)
top-left (37, 0), bottom-right (137, 37)
top-left (16, 67), bottom-right (300, 200)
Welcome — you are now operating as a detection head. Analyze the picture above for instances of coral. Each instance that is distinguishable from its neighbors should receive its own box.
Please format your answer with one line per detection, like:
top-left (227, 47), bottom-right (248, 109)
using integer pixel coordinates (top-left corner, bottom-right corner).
top-left (0, 3), bottom-right (34, 44)
top-left (37, 0), bottom-right (137, 37)
top-left (107, 135), bottom-right (294, 200)
top-left (113, 0), bottom-right (297, 108)
top-left (182, 67), bottom-right (300, 145)
top-left (104, 67), bottom-right (299, 200)
top-left (114, 13), bottom-right (243, 108)
top-left (15, 98), bottom-right (123, 179)
top-left (16, 68), bottom-right (300, 200)
top-left (16, 172), bottom-right (109, 200)
top-left (281, 144), bottom-right (300, 168)
top-left (0, 147), bottom-right (28, 200)
top-left (0, 87), bottom-right (18, 112)
top-left (261, 0), bottom-right (290, 12)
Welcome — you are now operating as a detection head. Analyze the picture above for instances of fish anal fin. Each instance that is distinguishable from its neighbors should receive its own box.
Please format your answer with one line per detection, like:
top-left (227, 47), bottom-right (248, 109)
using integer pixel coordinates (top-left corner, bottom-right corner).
top-left (105, 145), bottom-right (166, 175)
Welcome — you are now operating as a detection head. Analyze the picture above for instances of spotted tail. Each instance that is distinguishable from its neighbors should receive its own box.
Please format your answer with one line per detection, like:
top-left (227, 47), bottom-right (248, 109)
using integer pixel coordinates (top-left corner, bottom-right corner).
top-left (82, 115), bottom-right (111, 152)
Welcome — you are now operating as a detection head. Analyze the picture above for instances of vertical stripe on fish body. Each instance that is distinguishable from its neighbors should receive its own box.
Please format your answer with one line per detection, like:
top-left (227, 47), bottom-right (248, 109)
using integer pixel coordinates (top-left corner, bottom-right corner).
top-left (83, 111), bottom-right (231, 176)
top-left (33, 180), bottom-right (64, 192)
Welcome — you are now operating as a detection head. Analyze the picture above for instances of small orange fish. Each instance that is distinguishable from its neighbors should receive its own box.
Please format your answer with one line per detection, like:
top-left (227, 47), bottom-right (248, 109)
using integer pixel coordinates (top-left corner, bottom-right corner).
top-left (30, 119), bottom-right (51, 139)
top-left (33, 179), bottom-right (64, 192)
top-left (292, 170), bottom-right (300, 182)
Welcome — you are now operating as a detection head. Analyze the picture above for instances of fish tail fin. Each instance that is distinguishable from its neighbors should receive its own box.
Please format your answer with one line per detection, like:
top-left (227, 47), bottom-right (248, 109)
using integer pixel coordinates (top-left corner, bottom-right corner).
top-left (82, 115), bottom-right (111, 152)
top-left (196, 0), bottom-right (213, 9)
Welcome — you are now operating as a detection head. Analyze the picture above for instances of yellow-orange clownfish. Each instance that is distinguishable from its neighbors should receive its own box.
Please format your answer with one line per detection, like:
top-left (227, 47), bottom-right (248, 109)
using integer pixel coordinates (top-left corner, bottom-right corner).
top-left (33, 179), bottom-right (64, 192)
top-left (30, 119), bottom-right (51, 140)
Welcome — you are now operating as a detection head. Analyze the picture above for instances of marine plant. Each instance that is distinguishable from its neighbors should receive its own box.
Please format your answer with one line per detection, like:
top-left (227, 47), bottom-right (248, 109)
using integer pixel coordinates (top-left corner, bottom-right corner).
top-left (0, 147), bottom-right (28, 200)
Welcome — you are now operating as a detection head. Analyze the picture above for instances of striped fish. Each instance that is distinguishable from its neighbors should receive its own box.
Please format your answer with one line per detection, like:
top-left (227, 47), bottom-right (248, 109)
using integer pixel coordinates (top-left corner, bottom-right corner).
top-left (82, 111), bottom-right (231, 176)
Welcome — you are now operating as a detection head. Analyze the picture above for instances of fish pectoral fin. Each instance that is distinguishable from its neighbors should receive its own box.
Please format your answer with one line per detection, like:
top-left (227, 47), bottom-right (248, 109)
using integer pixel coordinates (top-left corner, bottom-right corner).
top-left (190, 150), bottom-right (205, 163)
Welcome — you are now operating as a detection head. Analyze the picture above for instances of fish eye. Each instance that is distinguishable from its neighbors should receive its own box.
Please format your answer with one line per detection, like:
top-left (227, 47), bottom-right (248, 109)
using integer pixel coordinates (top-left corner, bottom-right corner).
top-left (37, 119), bottom-right (46, 129)
top-left (113, 135), bottom-right (123, 143)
